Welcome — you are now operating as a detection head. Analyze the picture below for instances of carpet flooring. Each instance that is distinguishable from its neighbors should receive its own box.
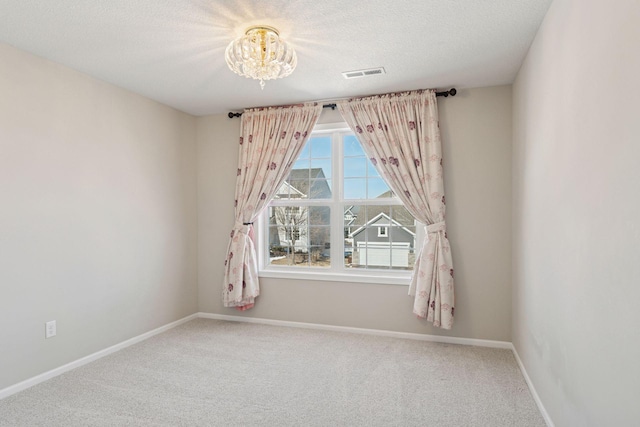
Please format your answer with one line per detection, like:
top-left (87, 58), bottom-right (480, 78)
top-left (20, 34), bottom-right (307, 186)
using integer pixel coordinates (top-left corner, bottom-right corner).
top-left (0, 319), bottom-right (545, 426)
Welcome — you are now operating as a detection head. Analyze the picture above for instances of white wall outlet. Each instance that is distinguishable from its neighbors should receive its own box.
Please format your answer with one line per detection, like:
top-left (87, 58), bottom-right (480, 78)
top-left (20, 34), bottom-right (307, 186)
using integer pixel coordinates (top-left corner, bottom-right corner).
top-left (45, 320), bottom-right (56, 338)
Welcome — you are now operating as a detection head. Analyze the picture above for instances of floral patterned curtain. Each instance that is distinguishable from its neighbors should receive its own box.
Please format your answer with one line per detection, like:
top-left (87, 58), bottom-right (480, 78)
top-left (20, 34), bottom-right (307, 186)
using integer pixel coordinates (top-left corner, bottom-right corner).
top-left (338, 90), bottom-right (455, 329)
top-left (223, 103), bottom-right (322, 310)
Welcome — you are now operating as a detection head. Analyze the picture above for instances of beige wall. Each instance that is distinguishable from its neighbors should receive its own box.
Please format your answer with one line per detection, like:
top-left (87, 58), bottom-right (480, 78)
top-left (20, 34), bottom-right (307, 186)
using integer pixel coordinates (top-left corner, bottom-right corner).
top-left (197, 85), bottom-right (513, 341)
top-left (512, 0), bottom-right (640, 425)
top-left (0, 44), bottom-right (198, 390)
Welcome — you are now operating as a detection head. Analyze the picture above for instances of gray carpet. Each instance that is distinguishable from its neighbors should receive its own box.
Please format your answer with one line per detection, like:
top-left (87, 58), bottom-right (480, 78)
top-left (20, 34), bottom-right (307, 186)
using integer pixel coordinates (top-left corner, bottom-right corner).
top-left (0, 319), bottom-right (545, 426)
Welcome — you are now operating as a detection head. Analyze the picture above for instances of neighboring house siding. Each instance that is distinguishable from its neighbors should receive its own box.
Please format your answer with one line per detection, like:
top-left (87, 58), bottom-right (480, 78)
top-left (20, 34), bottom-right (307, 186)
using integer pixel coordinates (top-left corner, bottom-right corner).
top-left (353, 225), bottom-right (414, 246)
top-left (350, 214), bottom-right (415, 268)
top-left (352, 216), bottom-right (415, 248)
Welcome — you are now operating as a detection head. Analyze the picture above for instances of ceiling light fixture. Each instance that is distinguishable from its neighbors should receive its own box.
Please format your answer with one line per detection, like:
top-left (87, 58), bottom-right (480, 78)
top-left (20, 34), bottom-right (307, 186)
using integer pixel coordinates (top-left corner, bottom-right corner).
top-left (225, 25), bottom-right (297, 90)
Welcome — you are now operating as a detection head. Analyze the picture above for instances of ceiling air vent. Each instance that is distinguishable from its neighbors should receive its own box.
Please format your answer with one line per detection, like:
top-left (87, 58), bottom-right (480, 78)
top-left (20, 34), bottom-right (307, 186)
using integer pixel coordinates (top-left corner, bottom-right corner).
top-left (342, 67), bottom-right (386, 79)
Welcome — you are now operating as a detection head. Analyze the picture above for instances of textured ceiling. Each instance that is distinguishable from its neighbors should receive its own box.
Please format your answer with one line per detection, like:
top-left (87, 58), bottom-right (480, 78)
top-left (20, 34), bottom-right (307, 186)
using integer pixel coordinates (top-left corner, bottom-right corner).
top-left (0, 0), bottom-right (553, 116)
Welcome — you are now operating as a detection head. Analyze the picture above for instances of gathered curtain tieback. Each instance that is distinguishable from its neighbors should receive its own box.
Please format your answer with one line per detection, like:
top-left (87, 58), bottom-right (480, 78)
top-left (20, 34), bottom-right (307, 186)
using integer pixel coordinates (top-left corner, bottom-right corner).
top-left (426, 221), bottom-right (446, 234)
top-left (233, 221), bottom-right (253, 233)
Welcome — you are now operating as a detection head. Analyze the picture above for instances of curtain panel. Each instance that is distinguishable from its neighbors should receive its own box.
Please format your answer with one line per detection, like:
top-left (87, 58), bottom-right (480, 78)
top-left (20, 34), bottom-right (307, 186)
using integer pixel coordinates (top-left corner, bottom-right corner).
top-left (337, 90), bottom-right (455, 329)
top-left (223, 103), bottom-right (322, 310)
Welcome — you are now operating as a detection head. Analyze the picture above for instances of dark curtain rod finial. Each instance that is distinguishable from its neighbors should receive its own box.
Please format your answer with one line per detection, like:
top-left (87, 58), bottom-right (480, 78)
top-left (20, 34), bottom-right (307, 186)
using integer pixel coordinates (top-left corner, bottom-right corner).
top-left (439, 88), bottom-right (457, 97)
top-left (227, 88), bottom-right (457, 118)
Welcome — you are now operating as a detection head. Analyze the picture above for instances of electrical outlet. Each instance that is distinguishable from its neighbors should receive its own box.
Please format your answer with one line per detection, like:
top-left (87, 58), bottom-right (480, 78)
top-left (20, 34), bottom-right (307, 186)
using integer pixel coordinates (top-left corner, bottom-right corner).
top-left (45, 320), bottom-right (56, 338)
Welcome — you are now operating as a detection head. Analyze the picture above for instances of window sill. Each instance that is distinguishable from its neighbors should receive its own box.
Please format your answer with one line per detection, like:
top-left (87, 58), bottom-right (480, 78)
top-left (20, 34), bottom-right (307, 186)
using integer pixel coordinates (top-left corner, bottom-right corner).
top-left (258, 268), bottom-right (411, 286)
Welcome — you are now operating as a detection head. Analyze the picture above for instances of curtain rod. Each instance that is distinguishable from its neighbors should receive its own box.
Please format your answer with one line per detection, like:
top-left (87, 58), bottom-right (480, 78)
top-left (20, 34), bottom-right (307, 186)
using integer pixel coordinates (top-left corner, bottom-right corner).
top-left (227, 88), bottom-right (457, 119)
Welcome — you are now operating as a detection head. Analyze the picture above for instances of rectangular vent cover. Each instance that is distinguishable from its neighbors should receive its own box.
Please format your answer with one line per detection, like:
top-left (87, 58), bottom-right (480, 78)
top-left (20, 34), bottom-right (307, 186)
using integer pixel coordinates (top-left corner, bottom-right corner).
top-left (342, 67), bottom-right (386, 79)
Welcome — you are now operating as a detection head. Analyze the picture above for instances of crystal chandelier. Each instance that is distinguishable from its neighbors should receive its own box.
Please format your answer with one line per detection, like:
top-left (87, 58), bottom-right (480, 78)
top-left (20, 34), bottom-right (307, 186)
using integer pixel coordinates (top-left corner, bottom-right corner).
top-left (225, 25), bottom-right (297, 90)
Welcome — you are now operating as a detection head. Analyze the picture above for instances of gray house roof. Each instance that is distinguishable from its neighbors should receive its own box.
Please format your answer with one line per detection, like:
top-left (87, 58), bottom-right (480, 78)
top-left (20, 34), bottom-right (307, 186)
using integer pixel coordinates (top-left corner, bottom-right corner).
top-left (346, 188), bottom-right (415, 229)
top-left (276, 168), bottom-right (331, 199)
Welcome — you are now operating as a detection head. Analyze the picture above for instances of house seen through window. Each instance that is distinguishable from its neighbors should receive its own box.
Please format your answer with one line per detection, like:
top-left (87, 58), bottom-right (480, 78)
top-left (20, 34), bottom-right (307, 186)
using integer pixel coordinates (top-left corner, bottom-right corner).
top-left (261, 124), bottom-right (418, 274)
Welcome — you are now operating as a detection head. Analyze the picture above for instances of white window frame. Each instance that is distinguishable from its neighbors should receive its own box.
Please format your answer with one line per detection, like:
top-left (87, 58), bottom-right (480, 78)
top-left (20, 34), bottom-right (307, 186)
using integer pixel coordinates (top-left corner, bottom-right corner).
top-left (257, 122), bottom-right (424, 285)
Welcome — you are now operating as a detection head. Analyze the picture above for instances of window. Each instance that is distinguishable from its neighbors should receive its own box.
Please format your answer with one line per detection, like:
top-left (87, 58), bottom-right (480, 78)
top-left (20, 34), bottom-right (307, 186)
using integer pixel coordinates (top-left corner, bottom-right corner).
top-left (259, 123), bottom-right (421, 283)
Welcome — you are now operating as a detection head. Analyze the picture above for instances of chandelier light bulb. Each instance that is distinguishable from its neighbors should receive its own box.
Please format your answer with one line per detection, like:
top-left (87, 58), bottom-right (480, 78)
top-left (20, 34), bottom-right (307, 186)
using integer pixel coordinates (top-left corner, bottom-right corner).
top-left (225, 25), bottom-right (297, 90)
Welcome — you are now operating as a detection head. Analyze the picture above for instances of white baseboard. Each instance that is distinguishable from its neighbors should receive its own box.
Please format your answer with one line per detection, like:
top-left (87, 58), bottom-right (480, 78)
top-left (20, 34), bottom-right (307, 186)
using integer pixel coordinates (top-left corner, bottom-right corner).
top-left (0, 313), bottom-right (199, 401)
top-left (1, 310), bottom-right (553, 427)
top-left (200, 312), bottom-right (552, 424)
top-left (197, 312), bottom-right (513, 349)
top-left (511, 344), bottom-right (554, 427)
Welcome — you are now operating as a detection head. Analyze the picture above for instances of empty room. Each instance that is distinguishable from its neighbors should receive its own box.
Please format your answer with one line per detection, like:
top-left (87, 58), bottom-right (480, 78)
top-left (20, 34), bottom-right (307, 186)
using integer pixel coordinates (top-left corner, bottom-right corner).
top-left (1, 0), bottom-right (638, 426)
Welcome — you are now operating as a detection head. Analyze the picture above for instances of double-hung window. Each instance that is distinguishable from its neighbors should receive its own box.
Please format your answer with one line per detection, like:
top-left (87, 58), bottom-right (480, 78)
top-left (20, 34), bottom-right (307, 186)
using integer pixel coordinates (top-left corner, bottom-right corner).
top-left (258, 123), bottom-right (422, 284)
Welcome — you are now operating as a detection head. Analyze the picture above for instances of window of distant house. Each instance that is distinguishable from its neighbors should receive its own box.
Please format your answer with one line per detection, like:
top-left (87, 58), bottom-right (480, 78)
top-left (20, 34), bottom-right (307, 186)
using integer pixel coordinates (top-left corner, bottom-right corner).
top-left (258, 123), bottom-right (421, 283)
